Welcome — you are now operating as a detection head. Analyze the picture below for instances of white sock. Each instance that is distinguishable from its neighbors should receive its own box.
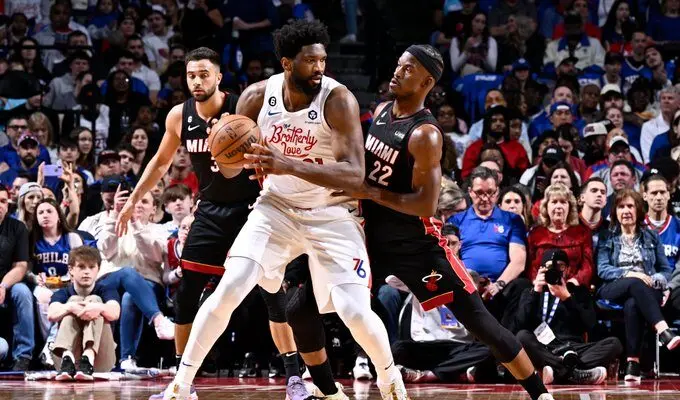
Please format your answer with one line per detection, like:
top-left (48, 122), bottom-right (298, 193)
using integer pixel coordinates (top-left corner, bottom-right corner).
top-left (330, 284), bottom-right (398, 384)
top-left (175, 257), bottom-right (262, 386)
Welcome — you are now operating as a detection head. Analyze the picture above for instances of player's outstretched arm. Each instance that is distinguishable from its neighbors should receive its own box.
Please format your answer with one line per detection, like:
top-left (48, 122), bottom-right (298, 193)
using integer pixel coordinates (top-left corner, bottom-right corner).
top-left (115, 105), bottom-right (182, 236)
top-left (355, 124), bottom-right (443, 217)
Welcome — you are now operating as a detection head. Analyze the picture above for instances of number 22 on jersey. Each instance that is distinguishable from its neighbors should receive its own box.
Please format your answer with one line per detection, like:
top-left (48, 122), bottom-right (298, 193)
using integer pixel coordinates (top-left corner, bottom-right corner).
top-left (368, 160), bottom-right (392, 186)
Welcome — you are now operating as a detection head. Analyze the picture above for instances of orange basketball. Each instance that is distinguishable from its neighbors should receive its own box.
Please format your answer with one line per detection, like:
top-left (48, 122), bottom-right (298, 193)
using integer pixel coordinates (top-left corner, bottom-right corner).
top-left (209, 114), bottom-right (261, 168)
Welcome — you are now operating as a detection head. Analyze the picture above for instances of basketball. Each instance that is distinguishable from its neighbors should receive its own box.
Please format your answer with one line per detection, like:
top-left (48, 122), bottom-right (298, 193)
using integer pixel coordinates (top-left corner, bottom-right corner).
top-left (209, 114), bottom-right (261, 168)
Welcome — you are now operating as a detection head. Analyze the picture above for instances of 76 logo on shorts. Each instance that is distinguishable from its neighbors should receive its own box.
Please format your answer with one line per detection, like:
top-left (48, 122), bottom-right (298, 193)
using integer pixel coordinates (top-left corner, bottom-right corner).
top-left (353, 258), bottom-right (367, 279)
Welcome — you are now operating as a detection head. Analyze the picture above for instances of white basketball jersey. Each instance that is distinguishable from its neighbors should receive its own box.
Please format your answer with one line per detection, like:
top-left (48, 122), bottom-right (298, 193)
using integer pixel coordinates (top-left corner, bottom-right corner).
top-left (257, 73), bottom-right (346, 209)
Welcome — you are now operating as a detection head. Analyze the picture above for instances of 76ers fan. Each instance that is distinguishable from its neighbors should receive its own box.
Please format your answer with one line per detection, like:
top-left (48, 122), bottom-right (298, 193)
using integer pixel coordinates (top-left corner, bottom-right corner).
top-left (162, 20), bottom-right (410, 400)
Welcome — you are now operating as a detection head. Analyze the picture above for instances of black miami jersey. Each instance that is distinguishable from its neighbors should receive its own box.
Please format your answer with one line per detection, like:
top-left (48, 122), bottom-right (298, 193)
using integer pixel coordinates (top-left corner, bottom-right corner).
top-left (180, 93), bottom-right (260, 205)
top-left (361, 102), bottom-right (445, 254)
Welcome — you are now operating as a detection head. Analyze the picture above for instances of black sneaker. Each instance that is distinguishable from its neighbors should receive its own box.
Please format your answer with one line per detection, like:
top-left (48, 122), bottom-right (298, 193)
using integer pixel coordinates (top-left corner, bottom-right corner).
top-left (659, 330), bottom-right (680, 350)
top-left (568, 366), bottom-right (607, 385)
top-left (56, 356), bottom-right (76, 381)
top-left (11, 357), bottom-right (30, 371)
top-left (624, 360), bottom-right (641, 382)
top-left (74, 357), bottom-right (94, 381)
top-left (238, 352), bottom-right (260, 378)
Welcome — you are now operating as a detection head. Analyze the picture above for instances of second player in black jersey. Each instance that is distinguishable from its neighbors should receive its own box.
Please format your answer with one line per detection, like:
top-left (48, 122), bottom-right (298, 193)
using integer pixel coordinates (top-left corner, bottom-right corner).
top-left (339, 45), bottom-right (554, 400)
top-left (115, 48), bottom-right (303, 397)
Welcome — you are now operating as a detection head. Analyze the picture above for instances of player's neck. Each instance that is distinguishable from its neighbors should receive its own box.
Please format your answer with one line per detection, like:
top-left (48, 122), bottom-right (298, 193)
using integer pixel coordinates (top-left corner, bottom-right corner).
top-left (391, 97), bottom-right (426, 119)
top-left (282, 84), bottom-right (314, 112)
top-left (195, 91), bottom-right (225, 121)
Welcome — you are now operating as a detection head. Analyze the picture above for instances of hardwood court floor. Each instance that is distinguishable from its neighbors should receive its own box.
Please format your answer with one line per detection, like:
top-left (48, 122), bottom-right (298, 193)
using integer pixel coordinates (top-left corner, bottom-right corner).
top-left (2, 377), bottom-right (680, 399)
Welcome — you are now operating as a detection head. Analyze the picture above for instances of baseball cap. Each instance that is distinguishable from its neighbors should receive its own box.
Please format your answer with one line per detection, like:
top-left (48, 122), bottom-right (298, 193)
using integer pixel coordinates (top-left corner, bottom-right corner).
top-left (541, 248), bottom-right (570, 267)
top-left (512, 58), bottom-right (530, 71)
top-left (150, 4), bottom-right (167, 16)
top-left (542, 144), bottom-right (565, 165)
top-left (600, 84), bottom-right (622, 96)
top-left (583, 121), bottom-right (610, 138)
top-left (605, 52), bottom-right (624, 65)
top-left (608, 136), bottom-right (630, 151)
top-left (98, 149), bottom-right (121, 165)
top-left (19, 182), bottom-right (42, 198)
top-left (18, 134), bottom-right (39, 148)
top-left (550, 101), bottom-right (573, 115)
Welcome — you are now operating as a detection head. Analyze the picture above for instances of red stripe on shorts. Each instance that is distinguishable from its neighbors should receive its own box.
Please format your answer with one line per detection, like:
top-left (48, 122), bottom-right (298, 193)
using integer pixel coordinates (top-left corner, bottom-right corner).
top-left (181, 259), bottom-right (225, 276)
top-left (421, 217), bottom-right (476, 295)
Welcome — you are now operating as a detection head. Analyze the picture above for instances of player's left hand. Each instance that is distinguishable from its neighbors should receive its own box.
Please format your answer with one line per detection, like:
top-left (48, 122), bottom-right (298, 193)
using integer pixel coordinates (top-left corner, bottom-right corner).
top-left (243, 142), bottom-right (293, 178)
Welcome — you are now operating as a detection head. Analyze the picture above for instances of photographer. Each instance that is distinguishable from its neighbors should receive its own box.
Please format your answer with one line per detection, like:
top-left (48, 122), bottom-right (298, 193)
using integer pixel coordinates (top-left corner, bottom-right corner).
top-left (516, 249), bottom-right (622, 385)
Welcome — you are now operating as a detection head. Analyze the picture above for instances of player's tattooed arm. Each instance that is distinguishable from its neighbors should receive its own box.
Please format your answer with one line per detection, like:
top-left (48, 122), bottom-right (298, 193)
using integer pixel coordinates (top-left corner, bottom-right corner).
top-left (235, 80), bottom-right (267, 121)
top-left (344, 124), bottom-right (443, 217)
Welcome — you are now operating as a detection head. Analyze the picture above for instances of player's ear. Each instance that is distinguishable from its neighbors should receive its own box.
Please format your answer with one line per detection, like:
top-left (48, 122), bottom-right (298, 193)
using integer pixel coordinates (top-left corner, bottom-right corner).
top-left (281, 57), bottom-right (292, 72)
top-left (423, 76), bottom-right (434, 89)
top-left (216, 72), bottom-right (222, 86)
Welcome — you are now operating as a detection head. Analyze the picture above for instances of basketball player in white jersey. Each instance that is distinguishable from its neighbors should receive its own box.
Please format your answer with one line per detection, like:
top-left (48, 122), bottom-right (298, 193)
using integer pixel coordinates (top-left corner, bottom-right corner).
top-left (161, 20), bottom-right (410, 400)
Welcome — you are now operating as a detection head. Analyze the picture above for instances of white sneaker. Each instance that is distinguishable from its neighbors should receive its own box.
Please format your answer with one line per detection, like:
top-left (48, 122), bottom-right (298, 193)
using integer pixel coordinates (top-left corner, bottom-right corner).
top-left (159, 382), bottom-right (193, 400)
top-left (352, 357), bottom-right (373, 380)
top-left (339, 34), bottom-right (357, 44)
top-left (301, 367), bottom-right (312, 380)
top-left (120, 357), bottom-right (138, 371)
top-left (542, 366), bottom-right (554, 385)
top-left (378, 377), bottom-right (411, 400)
top-left (311, 382), bottom-right (349, 399)
top-left (537, 394), bottom-right (555, 400)
top-left (155, 316), bottom-right (175, 340)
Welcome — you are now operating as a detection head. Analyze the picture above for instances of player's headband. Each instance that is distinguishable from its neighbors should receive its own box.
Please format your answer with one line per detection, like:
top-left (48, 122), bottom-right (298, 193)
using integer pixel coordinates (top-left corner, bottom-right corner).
top-left (406, 45), bottom-right (443, 83)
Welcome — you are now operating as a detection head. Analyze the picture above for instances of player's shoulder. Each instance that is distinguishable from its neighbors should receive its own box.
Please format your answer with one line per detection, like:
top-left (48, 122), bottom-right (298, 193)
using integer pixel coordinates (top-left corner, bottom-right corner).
top-left (241, 80), bottom-right (269, 101)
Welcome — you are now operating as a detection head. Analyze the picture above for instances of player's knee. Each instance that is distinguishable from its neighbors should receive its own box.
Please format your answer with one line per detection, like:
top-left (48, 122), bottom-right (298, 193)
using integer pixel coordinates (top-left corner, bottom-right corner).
top-left (261, 288), bottom-right (287, 323)
top-left (335, 301), bottom-right (366, 329)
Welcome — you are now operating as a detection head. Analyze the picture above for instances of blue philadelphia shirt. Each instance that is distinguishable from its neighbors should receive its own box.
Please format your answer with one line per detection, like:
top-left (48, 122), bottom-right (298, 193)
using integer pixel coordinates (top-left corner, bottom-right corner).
top-left (35, 234), bottom-right (73, 277)
top-left (645, 215), bottom-right (680, 268)
top-left (449, 206), bottom-right (527, 280)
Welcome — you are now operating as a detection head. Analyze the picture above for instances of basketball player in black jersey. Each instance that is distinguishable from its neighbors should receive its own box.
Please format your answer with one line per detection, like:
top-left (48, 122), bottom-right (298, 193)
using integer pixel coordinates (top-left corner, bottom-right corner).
top-left (334, 45), bottom-right (554, 400)
top-left (114, 48), bottom-right (307, 399)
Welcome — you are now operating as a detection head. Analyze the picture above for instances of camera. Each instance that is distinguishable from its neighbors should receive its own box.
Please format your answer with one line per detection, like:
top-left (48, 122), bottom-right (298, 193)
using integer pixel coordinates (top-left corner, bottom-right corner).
top-left (551, 342), bottom-right (580, 370)
top-left (544, 251), bottom-right (564, 285)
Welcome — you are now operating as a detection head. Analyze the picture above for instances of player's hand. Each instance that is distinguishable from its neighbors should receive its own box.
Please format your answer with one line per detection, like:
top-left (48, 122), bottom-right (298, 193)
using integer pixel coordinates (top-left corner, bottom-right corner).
top-left (115, 187), bottom-right (134, 237)
top-left (243, 142), bottom-right (293, 178)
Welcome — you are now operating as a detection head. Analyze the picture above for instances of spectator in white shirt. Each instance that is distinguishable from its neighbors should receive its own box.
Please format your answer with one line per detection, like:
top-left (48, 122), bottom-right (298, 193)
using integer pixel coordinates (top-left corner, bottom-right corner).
top-left (641, 87), bottom-right (680, 163)
top-left (143, 6), bottom-right (174, 73)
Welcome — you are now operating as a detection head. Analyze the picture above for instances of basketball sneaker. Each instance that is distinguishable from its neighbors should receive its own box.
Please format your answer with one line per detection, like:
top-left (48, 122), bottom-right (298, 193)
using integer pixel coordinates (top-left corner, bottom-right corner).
top-left (397, 365), bottom-right (437, 383)
top-left (310, 382), bottom-right (349, 399)
top-left (378, 377), bottom-right (411, 400)
top-left (154, 316), bottom-right (175, 340)
top-left (285, 376), bottom-right (314, 400)
top-left (537, 394), bottom-right (555, 400)
top-left (541, 366), bottom-right (554, 385)
top-left (568, 366), bottom-right (607, 385)
top-left (150, 383), bottom-right (198, 400)
top-left (55, 355), bottom-right (75, 381)
top-left (352, 356), bottom-right (373, 380)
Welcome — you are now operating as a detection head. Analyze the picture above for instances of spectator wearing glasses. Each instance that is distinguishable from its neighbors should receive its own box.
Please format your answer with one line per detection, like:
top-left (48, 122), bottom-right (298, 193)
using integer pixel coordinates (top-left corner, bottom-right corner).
top-left (450, 167), bottom-right (530, 332)
top-left (0, 116), bottom-right (51, 179)
top-left (0, 184), bottom-right (34, 371)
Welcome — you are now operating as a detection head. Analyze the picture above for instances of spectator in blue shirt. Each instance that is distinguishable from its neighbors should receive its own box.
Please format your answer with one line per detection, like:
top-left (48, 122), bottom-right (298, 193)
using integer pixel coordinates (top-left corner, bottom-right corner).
top-left (0, 116), bottom-right (51, 180)
top-left (450, 166), bottom-right (531, 331)
top-left (0, 134), bottom-right (43, 186)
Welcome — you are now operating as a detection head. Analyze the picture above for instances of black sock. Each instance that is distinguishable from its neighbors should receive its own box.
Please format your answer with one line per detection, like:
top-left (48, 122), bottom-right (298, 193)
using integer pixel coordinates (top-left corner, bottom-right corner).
top-left (308, 359), bottom-right (337, 396)
top-left (519, 372), bottom-right (548, 400)
top-left (175, 355), bottom-right (182, 370)
top-left (282, 352), bottom-right (300, 382)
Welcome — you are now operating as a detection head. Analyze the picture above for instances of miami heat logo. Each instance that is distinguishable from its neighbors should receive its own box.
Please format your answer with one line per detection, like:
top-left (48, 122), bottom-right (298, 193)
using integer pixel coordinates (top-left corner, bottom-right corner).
top-left (422, 270), bottom-right (443, 292)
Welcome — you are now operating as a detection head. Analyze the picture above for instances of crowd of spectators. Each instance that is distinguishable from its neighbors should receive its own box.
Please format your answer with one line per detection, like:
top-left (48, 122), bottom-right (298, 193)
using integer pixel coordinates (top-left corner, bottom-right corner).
top-left (1, 0), bottom-right (680, 387)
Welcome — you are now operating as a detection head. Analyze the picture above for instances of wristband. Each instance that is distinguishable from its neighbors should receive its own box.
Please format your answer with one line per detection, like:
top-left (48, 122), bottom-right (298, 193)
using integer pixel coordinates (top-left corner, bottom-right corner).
top-left (496, 280), bottom-right (507, 290)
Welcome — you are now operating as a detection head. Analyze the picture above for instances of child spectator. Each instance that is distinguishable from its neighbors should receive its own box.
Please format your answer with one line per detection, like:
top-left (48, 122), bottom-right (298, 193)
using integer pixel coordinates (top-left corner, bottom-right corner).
top-left (161, 184), bottom-right (193, 237)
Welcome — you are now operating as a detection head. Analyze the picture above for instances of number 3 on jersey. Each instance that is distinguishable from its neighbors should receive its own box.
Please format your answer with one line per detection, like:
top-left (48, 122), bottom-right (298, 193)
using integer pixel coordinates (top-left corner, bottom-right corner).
top-left (368, 160), bottom-right (392, 186)
top-left (210, 155), bottom-right (219, 172)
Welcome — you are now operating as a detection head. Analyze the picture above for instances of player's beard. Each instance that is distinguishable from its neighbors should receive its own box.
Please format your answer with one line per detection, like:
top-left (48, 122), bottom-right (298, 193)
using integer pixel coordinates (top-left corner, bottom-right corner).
top-left (193, 84), bottom-right (217, 102)
top-left (292, 68), bottom-right (323, 97)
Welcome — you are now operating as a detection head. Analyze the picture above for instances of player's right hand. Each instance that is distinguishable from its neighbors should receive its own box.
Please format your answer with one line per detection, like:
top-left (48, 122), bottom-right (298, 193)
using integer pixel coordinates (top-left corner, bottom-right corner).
top-left (114, 185), bottom-right (133, 236)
